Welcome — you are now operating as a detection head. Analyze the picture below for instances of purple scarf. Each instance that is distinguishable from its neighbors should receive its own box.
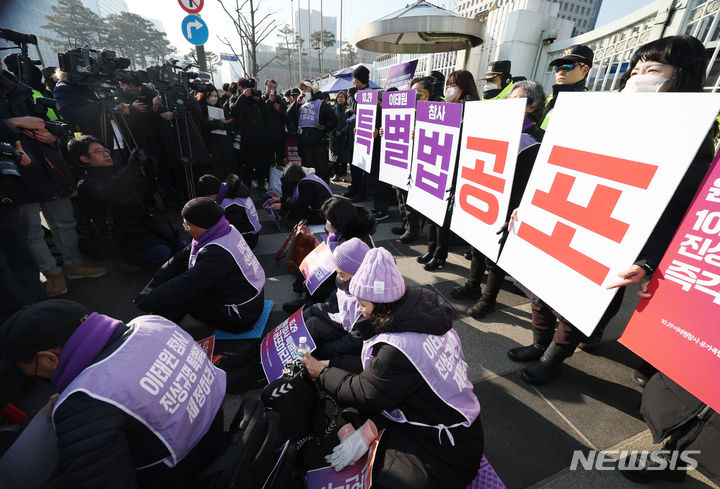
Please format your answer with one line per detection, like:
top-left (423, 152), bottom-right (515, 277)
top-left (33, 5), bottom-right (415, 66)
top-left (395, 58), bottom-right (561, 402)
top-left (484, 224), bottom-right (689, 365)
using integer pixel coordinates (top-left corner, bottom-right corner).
top-left (52, 313), bottom-right (122, 393)
top-left (190, 216), bottom-right (231, 258)
top-left (215, 182), bottom-right (228, 203)
top-left (522, 117), bottom-right (535, 132)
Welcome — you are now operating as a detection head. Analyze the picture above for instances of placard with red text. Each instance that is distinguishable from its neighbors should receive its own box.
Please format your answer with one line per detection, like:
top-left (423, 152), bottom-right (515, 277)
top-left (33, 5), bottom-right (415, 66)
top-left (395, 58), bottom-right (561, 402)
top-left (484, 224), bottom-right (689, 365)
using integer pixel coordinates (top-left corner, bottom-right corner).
top-left (620, 153), bottom-right (720, 413)
top-left (498, 92), bottom-right (720, 335)
top-left (450, 98), bottom-right (526, 262)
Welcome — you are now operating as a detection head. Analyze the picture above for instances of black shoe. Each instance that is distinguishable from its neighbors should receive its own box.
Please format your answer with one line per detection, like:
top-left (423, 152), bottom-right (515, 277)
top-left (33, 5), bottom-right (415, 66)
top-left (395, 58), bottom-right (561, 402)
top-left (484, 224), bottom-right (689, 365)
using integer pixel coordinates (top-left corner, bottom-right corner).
top-left (397, 232), bottom-right (418, 244)
top-left (507, 344), bottom-right (546, 362)
top-left (468, 300), bottom-right (496, 319)
top-left (632, 370), bottom-right (650, 387)
top-left (521, 361), bottom-right (563, 385)
top-left (423, 257), bottom-right (445, 271)
top-left (282, 293), bottom-right (311, 314)
top-left (373, 211), bottom-right (389, 221)
top-left (391, 226), bottom-right (405, 235)
top-left (417, 252), bottom-right (433, 264)
top-left (463, 250), bottom-right (472, 260)
top-left (618, 451), bottom-right (687, 484)
top-left (450, 283), bottom-right (482, 300)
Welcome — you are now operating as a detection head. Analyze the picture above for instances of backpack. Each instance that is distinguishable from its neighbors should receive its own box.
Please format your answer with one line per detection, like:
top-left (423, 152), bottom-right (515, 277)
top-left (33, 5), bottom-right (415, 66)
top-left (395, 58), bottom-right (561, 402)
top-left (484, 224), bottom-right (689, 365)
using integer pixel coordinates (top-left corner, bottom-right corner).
top-left (275, 219), bottom-right (317, 274)
top-left (196, 398), bottom-right (288, 489)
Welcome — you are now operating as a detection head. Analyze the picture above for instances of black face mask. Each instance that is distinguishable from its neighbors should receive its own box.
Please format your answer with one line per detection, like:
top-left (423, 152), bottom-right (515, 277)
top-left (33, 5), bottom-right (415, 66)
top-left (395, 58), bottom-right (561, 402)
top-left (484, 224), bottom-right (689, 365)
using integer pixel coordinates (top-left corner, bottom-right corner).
top-left (335, 275), bottom-right (351, 292)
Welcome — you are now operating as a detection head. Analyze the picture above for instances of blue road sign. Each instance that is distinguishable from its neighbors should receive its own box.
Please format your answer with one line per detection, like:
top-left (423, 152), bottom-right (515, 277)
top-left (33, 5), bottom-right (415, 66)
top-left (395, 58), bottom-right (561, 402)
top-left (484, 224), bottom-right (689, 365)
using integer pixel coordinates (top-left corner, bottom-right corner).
top-left (181, 15), bottom-right (208, 45)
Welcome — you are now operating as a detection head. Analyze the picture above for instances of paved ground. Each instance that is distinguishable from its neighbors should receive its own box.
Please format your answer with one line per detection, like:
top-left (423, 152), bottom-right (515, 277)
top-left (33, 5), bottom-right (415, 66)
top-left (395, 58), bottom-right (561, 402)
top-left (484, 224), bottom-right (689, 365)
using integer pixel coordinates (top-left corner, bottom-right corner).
top-left (58, 184), bottom-right (719, 489)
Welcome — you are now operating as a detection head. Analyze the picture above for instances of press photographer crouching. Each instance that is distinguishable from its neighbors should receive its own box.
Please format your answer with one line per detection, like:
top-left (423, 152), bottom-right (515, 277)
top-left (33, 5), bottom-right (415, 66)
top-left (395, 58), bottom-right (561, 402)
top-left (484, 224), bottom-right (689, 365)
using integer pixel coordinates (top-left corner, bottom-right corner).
top-left (67, 135), bottom-right (182, 265)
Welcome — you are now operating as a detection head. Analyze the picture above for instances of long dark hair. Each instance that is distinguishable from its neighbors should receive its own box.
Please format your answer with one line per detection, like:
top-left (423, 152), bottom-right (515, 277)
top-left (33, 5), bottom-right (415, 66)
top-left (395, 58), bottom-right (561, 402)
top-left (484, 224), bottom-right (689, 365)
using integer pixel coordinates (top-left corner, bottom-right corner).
top-left (619, 35), bottom-right (707, 92)
top-left (370, 290), bottom-right (409, 333)
top-left (447, 69), bottom-right (480, 102)
top-left (224, 173), bottom-right (250, 199)
top-left (321, 196), bottom-right (376, 239)
top-left (281, 164), bottom-right (306, 198)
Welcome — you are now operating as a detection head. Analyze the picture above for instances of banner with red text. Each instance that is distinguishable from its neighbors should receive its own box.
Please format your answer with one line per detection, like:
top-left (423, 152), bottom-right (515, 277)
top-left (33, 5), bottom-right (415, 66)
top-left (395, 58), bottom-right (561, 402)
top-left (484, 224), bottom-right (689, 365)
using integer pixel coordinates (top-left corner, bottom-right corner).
top-left (450, 98), bottom-right (527, 262)
top-left (498, 92), bottom-right (720, 335)
top-left (379, 89), bottom-right (416, 190)
top-left (407, 101), bottom-right (464, 225)
top-left (620, 153), bottom-right (720, 413)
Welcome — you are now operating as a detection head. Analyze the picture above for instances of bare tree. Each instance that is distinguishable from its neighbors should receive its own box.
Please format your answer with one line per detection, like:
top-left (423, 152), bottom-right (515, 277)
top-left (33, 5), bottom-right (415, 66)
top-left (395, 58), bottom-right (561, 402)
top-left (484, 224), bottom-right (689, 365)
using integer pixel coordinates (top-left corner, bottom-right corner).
top-left (340, 43), bottom-right (358, 67)
top-left (276, 25), bottom-right (299, 87)
top-left (216, 0), bottom-right (278, 79)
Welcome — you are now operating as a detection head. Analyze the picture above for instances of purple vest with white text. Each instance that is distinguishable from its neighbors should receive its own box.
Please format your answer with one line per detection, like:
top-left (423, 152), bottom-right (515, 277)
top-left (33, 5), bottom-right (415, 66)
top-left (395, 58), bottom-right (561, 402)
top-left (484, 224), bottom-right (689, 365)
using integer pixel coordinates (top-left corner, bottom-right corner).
top-left (53, 315), bottom-right (226, 467)
top-left (299, 99), bottom-right (322, 128)
top-left (220, 196), bottom-right (262, 234)
top-left (361, 329), bottom-right (480, 443)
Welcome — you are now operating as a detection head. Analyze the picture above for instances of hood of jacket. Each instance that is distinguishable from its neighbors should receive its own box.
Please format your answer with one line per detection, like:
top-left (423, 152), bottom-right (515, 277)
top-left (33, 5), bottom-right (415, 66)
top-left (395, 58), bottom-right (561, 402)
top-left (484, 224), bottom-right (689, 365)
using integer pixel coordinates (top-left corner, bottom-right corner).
top-left (376, 287), bottom-right (453, 337)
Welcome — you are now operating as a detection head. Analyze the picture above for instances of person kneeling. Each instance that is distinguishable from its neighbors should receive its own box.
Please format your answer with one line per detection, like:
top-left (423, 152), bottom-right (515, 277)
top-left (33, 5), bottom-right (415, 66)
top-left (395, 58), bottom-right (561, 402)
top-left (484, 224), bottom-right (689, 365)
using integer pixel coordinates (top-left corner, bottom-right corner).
top-left (0, 300), bottom-right (225, 489)
top-left (136, 198), bottom-right (266, 333)
top-left (303, 238), bottom-right (371, 373)
top-left (300, 248), bottom-right (484, 489)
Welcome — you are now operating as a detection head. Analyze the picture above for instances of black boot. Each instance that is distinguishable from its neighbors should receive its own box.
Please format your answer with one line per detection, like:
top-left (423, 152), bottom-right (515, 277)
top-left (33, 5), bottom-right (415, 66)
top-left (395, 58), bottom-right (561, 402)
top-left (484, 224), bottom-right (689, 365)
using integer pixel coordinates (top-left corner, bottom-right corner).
top-left (423, 256), bottom-right (446, 271)
top-left (397, 231), bottom-right (419, 244)
top-left (508, 328), bottom-right (553, 362)
top-left (451, 282), bottom-right (482, 300)
top-left (391, 226), bottom-right (405, 235)
top-left (467, 298), bottom-right (496, 319)
top-left (417, 252), bottom-right (433, 264)
top-left (618, 450), bottom-right (687, 484)
top-left (282, 292), bottom-right (312, 314)
top-left (521, 343), bottom-right (568, 385)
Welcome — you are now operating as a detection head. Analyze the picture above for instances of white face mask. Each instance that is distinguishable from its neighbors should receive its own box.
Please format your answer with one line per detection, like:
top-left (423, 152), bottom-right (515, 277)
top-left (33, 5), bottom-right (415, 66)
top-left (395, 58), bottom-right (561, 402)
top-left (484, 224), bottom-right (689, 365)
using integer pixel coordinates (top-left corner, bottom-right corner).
top-left (444, 86), bottom-right (461, 102)
top-left (303, 90), bottom-right (312, 99)
top-left (207, 96), bottom-right (218, 105)
top-left (485, 81), bottom-right (499, 91)
top-left (622, 74), bottom-right (671, 93)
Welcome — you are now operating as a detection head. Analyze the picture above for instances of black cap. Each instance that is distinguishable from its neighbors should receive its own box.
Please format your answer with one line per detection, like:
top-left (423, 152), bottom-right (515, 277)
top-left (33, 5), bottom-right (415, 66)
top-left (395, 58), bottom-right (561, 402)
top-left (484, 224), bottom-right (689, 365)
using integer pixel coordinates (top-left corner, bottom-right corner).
top-left (429, 70), bottom-right (445, 83)
top-left (549, 45), bottom-right (594, 67)
top-left (197, 174), bottom-right (222, 197)
top-left (483, 60), bottom-right (512, 80)
top-left (181, 197), bottom-right (225, 229)
top-left (290, 87), bottom-right (301, 95)
top-left (352, 65), bottom-right (370, 85)
top-left (284, 89), bottom-right (291, 97)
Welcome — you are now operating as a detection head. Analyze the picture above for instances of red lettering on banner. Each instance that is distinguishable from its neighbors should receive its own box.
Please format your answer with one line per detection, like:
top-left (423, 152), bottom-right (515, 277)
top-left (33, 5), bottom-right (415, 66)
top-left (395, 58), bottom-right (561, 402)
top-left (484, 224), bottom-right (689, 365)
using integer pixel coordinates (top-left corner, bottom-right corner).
top-left (517, 220), bottom-right (611, 285)
top-left (459, 137), bottom-right (509, 225)
top-left (548, 146), bottom-right (658, 189)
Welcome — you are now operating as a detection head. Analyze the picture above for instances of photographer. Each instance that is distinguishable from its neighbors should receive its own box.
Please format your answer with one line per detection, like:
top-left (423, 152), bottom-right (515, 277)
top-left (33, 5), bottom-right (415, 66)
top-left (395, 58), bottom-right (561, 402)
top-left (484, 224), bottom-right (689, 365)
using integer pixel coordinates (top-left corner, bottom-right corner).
top-left (262, 79), bottom-right (287, 168)
top-left (115, 76), bottom-right (163, 154)
top-left (3, 54), bottom-right (57, 121)
top-left (0, 139), bottom-right (39, 323)
top-left (68, 135), bottom-right (181, 265)
top-left (0, 63), bottom-right (107, 297)
top-left (228, 77), bottom-right (269, 189)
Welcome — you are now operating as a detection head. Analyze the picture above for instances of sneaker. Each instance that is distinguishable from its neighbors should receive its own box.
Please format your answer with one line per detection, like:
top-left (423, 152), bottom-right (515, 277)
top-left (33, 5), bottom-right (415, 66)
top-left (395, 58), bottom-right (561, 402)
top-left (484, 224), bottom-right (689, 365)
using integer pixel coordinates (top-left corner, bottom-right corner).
top-left (46, 272), bottom-right (68, 297)
top-left (65, 263), bottom-right (108, 279)
top-left (373, 211), bottom-right (389, 221)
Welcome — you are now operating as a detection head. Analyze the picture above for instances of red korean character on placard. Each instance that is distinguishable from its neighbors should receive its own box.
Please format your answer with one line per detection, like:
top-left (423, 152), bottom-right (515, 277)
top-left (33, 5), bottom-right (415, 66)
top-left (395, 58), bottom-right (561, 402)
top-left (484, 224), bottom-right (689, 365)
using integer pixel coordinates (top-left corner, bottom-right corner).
top-left (516, 146), bottom-right (658, 285)
top-left (458, 137), bottom-right (509, 225)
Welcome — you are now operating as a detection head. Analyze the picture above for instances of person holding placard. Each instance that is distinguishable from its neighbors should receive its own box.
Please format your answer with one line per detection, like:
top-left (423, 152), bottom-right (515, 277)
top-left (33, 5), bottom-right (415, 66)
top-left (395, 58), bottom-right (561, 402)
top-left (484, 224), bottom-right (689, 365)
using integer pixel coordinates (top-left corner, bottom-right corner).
top-left (329, 91), bottom-right (352, 182)
top-left (452, 80), bottom-right (546, 319)
top-left (418, 70), bottom-right (480, 271)
top-left (508, 35), bottom-right (717, 385)
top-left (300, 247), bottom-right (484, 489)
top-left (195, 88), bottom-right (236, 178)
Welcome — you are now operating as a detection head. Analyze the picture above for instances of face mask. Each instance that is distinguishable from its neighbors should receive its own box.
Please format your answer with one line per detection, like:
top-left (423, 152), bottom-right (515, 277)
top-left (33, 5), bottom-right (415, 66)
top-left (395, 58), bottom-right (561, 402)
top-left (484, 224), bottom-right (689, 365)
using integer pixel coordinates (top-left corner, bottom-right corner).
top-left (335, 275), bottom-right (351, 292)
top-left (485, 82), bottom-right (499, 91)
top-left (444, 86), bottom-right (460, 102)
top-left (622, 74), bottom-right (670, 93)
top-left (303, 90), bottom-right (312, 99)
top-left (207, 96), bottom-right (218, 105)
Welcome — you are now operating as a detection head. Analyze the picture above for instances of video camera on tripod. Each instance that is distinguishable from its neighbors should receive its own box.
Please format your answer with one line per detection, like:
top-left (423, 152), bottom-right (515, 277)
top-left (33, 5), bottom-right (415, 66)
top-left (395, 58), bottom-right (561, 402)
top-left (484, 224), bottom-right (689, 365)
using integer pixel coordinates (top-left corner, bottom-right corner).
top-left (0, 28), bottom-right (42, 86)
top-left (146, 60), bottom-right (213, 111)
top-left (57, 46), bottom-right (135, 99)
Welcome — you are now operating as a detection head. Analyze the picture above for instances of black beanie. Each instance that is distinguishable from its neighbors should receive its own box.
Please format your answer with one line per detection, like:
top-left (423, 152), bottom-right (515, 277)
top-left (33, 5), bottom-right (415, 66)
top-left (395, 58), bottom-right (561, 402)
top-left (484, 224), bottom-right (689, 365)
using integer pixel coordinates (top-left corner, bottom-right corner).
top-left (352, 65), bottom-right (370, 85)
top-left (181, 197), bottom-right (225, 228)
top-left (197, 174), bottom-right (222, 197)
top-left (0, 299), bottom-right (90, 362)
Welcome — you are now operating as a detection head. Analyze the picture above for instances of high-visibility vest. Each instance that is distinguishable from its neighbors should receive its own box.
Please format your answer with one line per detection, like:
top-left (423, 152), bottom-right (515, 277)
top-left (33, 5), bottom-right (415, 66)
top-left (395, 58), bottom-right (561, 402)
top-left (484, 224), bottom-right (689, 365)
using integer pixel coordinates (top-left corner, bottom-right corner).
top-left (32, 89), bottom-right (58, 121)
top-left (482, 81), bottom-right (514, 101)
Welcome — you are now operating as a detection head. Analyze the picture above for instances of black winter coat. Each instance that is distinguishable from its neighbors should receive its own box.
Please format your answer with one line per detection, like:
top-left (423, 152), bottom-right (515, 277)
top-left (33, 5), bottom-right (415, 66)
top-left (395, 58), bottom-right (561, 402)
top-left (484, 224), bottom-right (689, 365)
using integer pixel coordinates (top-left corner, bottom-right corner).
top-left (262, 95), bottom-right (288, 145)
top-left (52, 323), bottom-right (223, 489)
top-left (0, 73), bottom-right (76, 205)
top-left (53, 81), bottom-right (104, 140)
top-left (228, 94), bottom-right (268, 157)
top-left (114, 85), bottom-right (163, 150)
top-left (319, 287), bottom-right (484, 489)
top-left (282, 178), bottom-right (333, 224)
top-left (286, 93), bottom-right (337, 147)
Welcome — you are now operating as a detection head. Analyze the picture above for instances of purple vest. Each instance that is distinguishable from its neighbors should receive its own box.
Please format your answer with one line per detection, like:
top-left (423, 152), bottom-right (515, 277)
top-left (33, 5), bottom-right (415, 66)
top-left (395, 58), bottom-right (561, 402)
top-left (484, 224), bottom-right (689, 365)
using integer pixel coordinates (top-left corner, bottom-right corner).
top-left (519, 133), bottom-right (540, 154)
top-left (189, 226), bottom-right (265, 301)
top-left (292, 173), bottom-right (333, 203)
top-left (220, 196), bottom-right (262, 234)
top-left (330, 289), bottom-right (362, 332)
top-left (53, 315), bottom-right (226, 467)
top-left (299, 99), bottom-right (322, 128)
top-left (361, 329), bottom-right (480, 445)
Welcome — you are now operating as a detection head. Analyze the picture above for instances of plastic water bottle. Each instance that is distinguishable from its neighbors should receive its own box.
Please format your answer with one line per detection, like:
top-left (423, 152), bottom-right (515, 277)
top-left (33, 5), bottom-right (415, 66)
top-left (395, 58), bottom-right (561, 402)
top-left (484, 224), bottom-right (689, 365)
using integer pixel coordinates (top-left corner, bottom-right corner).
top-left (297, 336), bottom-right (309, 358)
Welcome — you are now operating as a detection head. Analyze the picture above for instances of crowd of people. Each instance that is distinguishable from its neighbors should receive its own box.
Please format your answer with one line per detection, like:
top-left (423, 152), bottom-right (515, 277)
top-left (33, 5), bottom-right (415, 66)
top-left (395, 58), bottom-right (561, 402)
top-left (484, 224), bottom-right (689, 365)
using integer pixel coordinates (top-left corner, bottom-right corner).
top-left (0, 32), bottom-right (718, 489)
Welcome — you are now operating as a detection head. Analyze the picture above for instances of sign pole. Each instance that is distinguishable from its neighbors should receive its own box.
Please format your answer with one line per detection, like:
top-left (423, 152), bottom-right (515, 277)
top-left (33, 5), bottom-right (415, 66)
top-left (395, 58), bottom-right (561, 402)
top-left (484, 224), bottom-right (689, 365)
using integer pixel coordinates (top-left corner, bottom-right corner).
top-left (196, 44), bottom-right (208, 71)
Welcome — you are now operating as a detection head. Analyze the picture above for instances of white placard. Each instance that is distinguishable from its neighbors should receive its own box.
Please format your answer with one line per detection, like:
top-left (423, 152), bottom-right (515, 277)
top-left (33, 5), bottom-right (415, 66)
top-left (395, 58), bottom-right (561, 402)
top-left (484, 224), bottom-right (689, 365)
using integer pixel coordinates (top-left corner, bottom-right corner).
top-left (352, 89), bottom-right (379, 173)
top-left (379, 90), bottom-right (416, 190)
top-left (207, 105), bottom-right (227, 135)
top-left (450, 98), bottom-right (526, 262)
top-left (498, 92), bottom-right (720, 335)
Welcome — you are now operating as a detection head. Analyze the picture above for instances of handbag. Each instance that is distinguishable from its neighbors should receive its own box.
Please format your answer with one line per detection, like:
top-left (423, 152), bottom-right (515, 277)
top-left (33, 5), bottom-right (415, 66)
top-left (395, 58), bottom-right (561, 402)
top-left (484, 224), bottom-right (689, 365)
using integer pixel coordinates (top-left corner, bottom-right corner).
top-left (275, 219), bottom-right (317, 274)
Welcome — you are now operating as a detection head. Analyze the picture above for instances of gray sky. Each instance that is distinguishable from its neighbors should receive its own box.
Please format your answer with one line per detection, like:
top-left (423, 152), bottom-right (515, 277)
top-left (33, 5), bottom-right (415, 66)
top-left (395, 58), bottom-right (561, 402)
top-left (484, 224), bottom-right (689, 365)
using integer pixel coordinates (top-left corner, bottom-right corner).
top-left (126, 0), bottom-right (654, 58)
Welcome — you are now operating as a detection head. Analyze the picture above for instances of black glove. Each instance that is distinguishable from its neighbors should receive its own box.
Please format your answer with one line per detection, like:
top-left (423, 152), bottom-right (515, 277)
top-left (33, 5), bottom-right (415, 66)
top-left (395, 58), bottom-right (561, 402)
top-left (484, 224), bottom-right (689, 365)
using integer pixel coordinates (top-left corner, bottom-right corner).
top-left (497, 221), bottom-right (509, 246)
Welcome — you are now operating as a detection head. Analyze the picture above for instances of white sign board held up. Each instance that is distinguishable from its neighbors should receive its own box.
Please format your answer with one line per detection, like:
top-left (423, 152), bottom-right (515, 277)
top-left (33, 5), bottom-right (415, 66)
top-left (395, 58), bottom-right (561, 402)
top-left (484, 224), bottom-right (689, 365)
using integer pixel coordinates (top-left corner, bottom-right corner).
top-left (352, 89), bottom-right (379, 173)
top-left (379, 90), bottom-right (416, 190)
top-left (451, 98), bottom-right (527, 262)
top-left (498, 92), bottom-right (720, 336)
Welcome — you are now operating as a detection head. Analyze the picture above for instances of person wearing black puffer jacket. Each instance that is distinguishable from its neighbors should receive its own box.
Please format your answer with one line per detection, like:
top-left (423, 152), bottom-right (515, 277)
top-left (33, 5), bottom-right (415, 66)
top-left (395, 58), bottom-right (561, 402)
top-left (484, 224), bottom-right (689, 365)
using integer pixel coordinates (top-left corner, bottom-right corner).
top-left (0, 300), bottom-right (225, 489)
top-left (301, 248), bottom-right (484, 489)
top-left (268, 164), bottom-right (333, 225)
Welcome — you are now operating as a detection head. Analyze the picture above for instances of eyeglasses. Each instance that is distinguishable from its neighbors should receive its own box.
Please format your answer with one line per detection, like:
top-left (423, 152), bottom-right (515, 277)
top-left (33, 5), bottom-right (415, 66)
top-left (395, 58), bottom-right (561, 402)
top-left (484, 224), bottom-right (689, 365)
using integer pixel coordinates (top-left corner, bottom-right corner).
top-left (555, 63), bottom-right (583, 73)
top-left (89, 148), bottom-right (111, 155)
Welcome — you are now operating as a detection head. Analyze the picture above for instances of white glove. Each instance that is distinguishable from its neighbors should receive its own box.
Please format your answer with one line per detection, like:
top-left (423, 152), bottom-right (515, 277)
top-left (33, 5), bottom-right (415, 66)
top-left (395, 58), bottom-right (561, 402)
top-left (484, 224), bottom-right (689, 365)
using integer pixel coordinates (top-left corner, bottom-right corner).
top-left (325, 420), bottom-right (378, 471)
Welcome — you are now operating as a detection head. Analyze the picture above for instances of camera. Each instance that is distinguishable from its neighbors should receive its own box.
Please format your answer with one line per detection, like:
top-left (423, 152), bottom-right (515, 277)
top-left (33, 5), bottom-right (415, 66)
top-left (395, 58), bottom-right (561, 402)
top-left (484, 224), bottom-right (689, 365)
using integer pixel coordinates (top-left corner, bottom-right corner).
top-left (57, 46), bottom-right (133, 89)
top-left (146, 61), bottom-right (212, 110)
top-left (0, 142), bottom-right (23, 180)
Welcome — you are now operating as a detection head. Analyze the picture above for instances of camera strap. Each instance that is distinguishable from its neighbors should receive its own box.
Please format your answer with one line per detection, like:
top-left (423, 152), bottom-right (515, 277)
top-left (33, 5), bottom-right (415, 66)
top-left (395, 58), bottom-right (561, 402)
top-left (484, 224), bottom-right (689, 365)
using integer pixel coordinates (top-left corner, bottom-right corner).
top-left (42, 154), bottom-right (74, 191)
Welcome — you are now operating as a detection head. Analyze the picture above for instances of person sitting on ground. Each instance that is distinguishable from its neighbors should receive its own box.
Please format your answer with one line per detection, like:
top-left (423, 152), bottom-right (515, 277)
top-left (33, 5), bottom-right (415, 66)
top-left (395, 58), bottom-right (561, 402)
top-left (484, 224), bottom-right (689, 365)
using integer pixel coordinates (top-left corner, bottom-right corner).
top-left (300, 247), bottom-right (484, 489)
top-left (302, 237), bottom-right (372, 373)
top-left (0, 299), bottom-right (225, 489)
top-left (69, 136), bottom-right (181, 265)
top-left (135, 198), bottom-right (266, 333)
top-left (268, 164), bottom-right (332, 225)
top-left (197, 173), bottom-right (261, 249)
